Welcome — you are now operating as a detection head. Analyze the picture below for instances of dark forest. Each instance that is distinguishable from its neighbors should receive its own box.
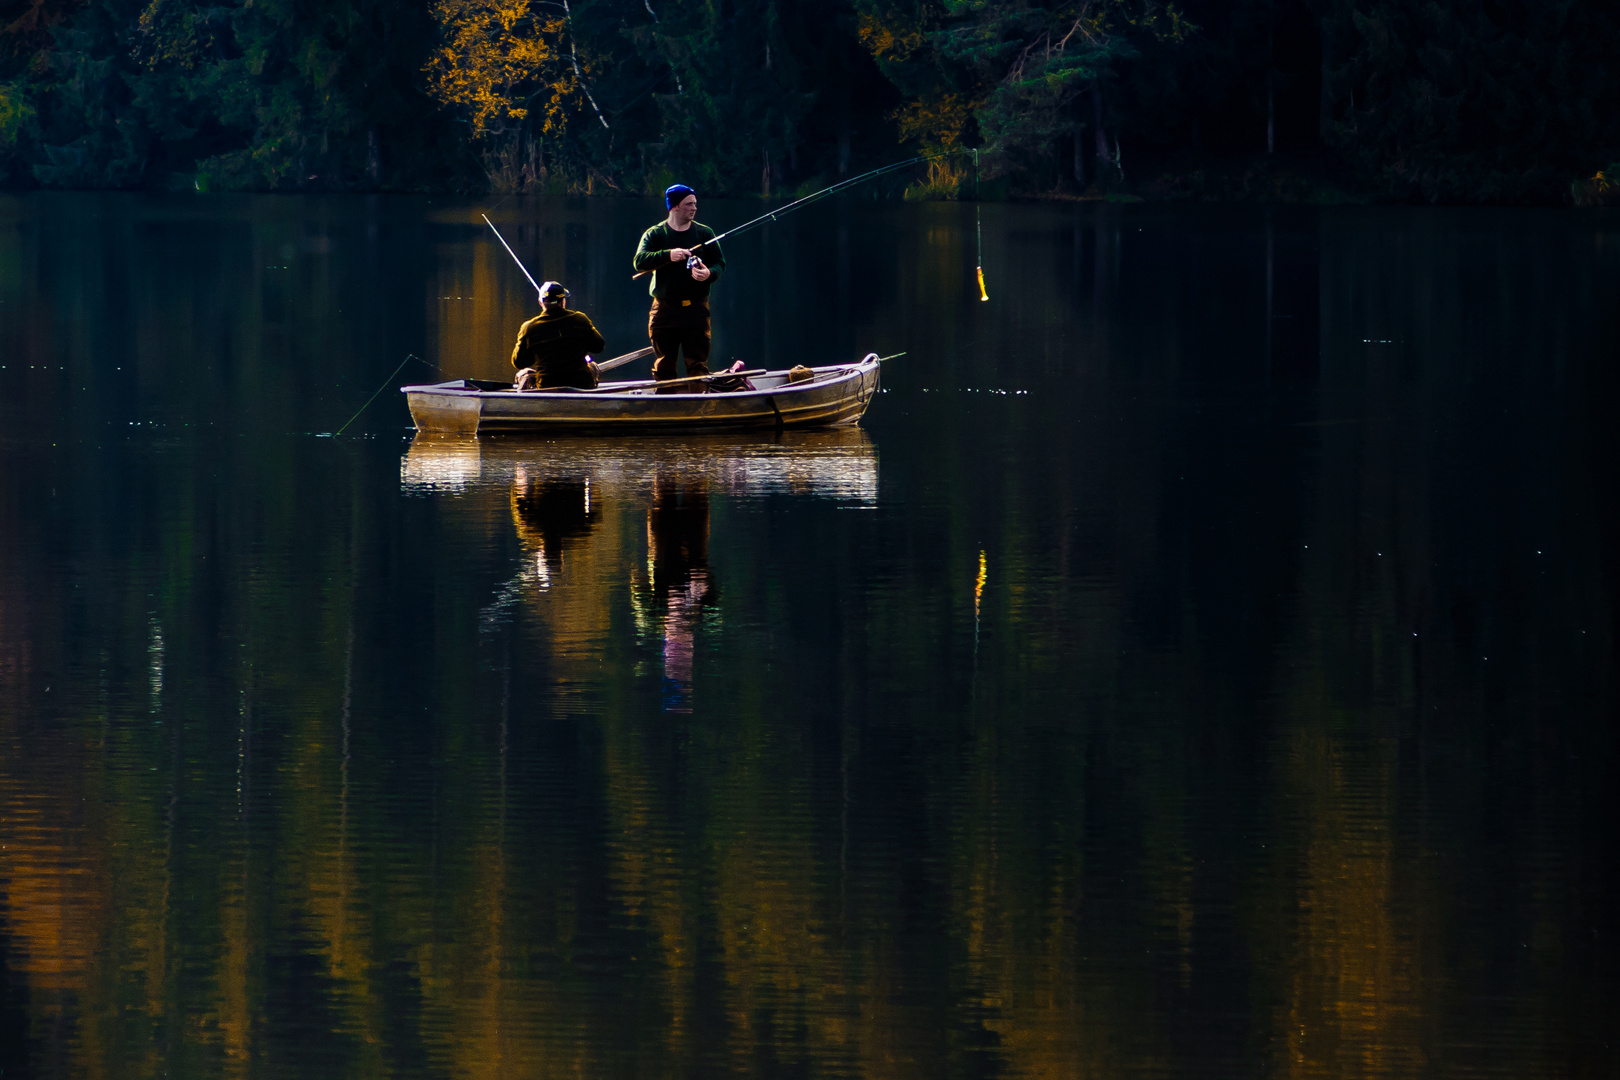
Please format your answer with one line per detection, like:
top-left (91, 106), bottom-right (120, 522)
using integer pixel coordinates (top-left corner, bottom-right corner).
top-left (1, 0), bottom-right (1617, 203)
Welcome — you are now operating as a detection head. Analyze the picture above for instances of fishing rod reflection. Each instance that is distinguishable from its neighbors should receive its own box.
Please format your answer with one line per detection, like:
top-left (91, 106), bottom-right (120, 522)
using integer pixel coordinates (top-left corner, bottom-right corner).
top-left (404, 430), bottom-right (877, 707)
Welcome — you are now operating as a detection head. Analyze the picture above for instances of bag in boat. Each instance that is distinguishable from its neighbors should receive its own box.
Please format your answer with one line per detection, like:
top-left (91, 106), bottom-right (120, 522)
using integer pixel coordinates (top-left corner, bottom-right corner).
top-left (513, 363), bottom-right (600, 392)
top-left (707, 360), bottom-right (756, 393)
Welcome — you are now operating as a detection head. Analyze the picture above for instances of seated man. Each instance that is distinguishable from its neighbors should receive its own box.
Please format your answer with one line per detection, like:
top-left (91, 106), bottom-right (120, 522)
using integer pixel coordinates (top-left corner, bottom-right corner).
top-left (512, 281), bottom-right (607, 390)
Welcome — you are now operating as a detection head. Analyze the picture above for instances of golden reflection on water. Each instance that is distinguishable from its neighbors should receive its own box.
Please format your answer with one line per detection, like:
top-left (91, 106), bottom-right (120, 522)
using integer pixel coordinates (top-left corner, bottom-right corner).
top-left (3, 200), bottom-right (1614, 1079)
top-left (402, 428), bottom-right (881, 503)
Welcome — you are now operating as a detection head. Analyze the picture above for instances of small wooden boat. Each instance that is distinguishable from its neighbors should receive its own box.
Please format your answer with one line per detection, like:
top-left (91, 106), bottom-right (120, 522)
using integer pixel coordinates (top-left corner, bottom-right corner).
top-left (402, 354), bottom-right (881, 435)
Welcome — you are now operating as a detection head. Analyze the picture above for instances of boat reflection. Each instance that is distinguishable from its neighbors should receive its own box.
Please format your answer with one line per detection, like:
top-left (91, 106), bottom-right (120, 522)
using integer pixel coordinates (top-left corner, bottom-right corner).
top-left (404, 430), bottom-right (878, 704)
top-left (401, 428), bottom-right (879, 504)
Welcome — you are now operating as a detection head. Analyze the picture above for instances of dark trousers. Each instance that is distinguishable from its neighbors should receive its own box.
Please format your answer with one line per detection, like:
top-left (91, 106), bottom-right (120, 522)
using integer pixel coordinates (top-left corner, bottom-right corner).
top-left (649, 303), bottom-right (711, 390)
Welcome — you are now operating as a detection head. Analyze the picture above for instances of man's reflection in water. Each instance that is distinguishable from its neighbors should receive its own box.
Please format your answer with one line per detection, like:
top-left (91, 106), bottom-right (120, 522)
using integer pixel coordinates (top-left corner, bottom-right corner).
top-left (510, 467), bottom-right (599, 585)
top-left (647, 470), bottom-right (715, 713)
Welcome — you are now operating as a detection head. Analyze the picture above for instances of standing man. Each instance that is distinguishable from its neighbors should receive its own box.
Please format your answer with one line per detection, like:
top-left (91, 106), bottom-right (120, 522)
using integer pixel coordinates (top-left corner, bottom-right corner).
top-left (511, 280), bottom-right (606, 391)
top-left (633, 184), bottom-right (725, 392)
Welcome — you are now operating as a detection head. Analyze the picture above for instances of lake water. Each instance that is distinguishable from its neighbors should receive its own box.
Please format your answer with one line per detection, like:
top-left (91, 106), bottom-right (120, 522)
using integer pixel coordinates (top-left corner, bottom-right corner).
top-left (1, 193), bottom-right (1617, 1078)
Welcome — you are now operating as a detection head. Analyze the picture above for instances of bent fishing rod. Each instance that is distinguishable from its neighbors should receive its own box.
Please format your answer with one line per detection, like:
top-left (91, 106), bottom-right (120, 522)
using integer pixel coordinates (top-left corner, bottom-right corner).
top-left (631, 150), bottom-right (977, 281)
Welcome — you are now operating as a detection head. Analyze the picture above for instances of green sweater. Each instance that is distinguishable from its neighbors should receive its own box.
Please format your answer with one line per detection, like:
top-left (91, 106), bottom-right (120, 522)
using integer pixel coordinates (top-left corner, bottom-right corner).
top-left (632, 221), bottom-right (726, 301)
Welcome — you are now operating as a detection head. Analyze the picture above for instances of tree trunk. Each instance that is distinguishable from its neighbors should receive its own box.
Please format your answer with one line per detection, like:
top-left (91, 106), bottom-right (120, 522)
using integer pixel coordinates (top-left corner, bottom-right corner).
top-left (1073, 130), bottom-right (1086, 186)
top-left (1266, 25), bottom-right (1275, 154)
top-left (1092, 84), bottom-right (1110, 174)
top-left (1319, 15), bottom-right (1333, 144)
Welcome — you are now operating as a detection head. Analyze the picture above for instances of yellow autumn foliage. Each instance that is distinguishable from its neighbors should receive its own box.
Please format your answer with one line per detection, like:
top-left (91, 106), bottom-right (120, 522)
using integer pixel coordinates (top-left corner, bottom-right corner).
top-left (855, 15), bottom-right (926, 64)
top-left (423, 0), bottom-right (569, 141)
top-left (894, 92), bottom-right (976, 151)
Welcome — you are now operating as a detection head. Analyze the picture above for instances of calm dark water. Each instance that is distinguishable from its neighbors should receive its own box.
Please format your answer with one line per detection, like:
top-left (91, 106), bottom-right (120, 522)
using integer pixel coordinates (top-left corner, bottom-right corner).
top-left (2, 192), bottom-right (1618, 1078)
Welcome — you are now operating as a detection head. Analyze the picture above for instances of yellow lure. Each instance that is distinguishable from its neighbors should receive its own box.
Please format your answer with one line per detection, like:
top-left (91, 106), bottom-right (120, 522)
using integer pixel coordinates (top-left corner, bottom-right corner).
top-left (976, 265), bottom-right (989, 302)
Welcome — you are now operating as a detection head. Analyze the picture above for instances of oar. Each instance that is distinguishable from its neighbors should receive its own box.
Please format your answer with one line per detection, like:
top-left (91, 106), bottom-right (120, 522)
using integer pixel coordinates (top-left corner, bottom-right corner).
top-left (507, 346), bottom-right (650, 390)
top-left (587, 368), bottom-right (766, 393)
top-left (594, 346), bottom-right (652, 373)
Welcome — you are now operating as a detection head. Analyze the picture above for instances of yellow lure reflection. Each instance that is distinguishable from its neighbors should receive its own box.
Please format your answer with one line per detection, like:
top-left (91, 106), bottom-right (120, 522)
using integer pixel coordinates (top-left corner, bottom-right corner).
top-left (974, 549), bottom-right (987, 620)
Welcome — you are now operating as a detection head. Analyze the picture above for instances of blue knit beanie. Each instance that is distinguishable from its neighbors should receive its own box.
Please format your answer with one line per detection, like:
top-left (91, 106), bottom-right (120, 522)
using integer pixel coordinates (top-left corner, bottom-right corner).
top-left (665, 184), bottom-right (696, 209)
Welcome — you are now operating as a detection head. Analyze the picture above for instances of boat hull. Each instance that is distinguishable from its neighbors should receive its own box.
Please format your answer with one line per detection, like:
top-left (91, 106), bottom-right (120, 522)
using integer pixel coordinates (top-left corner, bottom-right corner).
top-left (403, 357), bottom-right (881, 435)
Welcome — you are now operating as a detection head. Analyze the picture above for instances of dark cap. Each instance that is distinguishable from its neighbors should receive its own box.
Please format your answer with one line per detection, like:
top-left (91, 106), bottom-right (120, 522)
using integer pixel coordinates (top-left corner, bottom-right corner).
top-left (539, 280), bottom-right (569, 302)
top-left (665, 184), bottom-right (695, 209)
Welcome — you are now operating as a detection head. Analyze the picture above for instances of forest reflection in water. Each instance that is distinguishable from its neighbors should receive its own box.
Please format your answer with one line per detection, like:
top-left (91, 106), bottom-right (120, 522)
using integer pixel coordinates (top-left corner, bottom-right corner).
top-left (1, 193), bottom-right (1617, 1079)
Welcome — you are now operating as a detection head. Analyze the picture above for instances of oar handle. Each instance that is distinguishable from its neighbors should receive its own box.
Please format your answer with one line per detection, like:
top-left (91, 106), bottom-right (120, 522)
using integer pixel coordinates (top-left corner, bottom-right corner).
top-left (594, 346), bottom-right (653, 372)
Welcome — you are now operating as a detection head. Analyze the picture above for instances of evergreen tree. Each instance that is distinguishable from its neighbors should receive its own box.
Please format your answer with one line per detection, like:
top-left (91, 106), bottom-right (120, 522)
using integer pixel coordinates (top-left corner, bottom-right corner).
top-left (641, 0), bottom-right (825, 195)
top-left (855, 0), bottom-right (1191, 189)
top-left (1, 0), bottom-right (1616, 199)
top-left (1324, 0), bottom-right (1620, 202)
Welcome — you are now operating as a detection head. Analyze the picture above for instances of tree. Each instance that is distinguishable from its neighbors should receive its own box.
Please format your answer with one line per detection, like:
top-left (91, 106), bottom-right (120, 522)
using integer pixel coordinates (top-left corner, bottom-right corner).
top-left (856, 0), bottom-right (1191, 189)
top-left (1324, 0), bottom-right (1620, 202)
top-left (424, 0), bottom-right (566, 189)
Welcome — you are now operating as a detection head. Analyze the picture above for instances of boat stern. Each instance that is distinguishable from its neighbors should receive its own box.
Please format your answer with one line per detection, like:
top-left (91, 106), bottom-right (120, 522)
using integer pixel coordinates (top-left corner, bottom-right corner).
top-left (405, 382), bottom-right (483, 434)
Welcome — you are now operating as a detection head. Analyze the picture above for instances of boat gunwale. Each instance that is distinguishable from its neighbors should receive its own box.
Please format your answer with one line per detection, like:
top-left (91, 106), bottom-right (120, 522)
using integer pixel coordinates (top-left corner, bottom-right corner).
top-left (402, 359), bottom-right (876, 403)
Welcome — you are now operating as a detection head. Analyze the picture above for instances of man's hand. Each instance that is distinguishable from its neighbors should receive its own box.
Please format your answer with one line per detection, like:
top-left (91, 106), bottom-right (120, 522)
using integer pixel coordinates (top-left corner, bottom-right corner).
top-left (670, 248), bottom-right (691, 262)
top-left (690, 258), bottom-right (711, 282)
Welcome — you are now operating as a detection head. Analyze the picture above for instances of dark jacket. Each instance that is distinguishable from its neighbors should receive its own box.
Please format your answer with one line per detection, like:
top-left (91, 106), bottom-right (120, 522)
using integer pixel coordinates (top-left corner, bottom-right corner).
top-left (511, 308), bottom-right (606, 387)
top-left (633, 221), bottom-right (726, 303)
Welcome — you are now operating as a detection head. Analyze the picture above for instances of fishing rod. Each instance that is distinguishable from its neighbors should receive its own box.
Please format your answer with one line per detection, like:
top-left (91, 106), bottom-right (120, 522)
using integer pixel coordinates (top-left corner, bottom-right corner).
top-left (479, 213), bottom-right (652, 376)
top-left (482, 213), bottom-right (542, 295)
top-left (631, 150), bottom-right (975, 280)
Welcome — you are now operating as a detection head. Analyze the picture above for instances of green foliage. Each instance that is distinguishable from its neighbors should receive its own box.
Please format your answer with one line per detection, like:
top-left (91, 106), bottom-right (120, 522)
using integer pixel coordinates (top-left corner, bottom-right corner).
top-left (9, 0), bottom-right (458, 190)
top-left (0, 80), bottom-right (34, 151)
top-left (1324, 0), bottom-right (1620, 203)
top-left (855, 0), bottom-right (1190, 186)
top-left (0, 0), bottom-right (1615, 201)
top-left (641, 0), bottom-right (826, 195)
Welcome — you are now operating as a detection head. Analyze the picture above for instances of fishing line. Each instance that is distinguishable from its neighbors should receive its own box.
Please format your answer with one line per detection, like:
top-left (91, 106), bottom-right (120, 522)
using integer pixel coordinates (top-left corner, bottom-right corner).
top-left (975, 149), bottom-right (988, 302)
top-left (483, 214), bottom-right (542, 295)
top-left (333, 353), bottom-right (431, 437)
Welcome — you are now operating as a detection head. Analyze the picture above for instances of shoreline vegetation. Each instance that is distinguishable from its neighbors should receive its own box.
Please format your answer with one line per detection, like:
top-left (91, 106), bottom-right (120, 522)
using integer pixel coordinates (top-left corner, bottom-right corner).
top-left (2, 0), bottom-right (1616, 207)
